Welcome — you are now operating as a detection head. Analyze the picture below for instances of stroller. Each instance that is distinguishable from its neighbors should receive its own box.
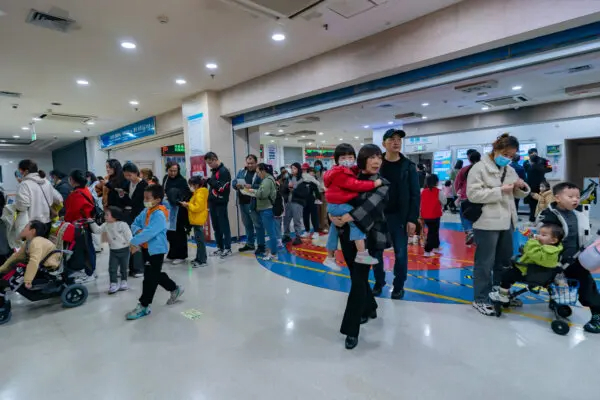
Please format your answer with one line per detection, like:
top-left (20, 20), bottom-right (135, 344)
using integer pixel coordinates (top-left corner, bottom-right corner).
top-left (580, 179), bottom-right (598, 205)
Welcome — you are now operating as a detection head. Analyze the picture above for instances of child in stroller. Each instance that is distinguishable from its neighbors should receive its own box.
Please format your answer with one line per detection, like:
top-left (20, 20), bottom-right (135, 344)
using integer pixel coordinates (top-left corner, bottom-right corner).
top-left (0, 220), bottom-right (88, 325)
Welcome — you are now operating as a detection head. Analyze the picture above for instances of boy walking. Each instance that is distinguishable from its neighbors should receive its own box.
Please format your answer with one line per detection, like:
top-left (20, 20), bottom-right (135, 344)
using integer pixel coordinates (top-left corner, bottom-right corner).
top-left (126, 185), bottom-right (184, 320)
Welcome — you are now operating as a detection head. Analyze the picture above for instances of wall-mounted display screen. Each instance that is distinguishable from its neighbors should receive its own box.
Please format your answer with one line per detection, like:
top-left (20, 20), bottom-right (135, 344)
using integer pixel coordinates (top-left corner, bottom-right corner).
top-left (433, 150), bottom-right (452, 181)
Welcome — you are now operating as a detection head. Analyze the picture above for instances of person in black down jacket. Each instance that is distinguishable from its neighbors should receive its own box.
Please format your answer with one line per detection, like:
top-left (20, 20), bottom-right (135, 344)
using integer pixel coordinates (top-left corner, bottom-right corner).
top-left (122, 162), bottom-right (148, 277)
top-left (205, 152), bottom-right (233, 259)
top-left (49, 170), bottom-right (72, 216)
top-left (162, 162), bottom-right (192, 264)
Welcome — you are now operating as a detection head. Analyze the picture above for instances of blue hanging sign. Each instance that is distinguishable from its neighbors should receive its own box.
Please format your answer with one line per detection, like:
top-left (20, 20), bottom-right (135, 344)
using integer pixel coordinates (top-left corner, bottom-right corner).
top-left (98, 117), bottom-right (156, 149)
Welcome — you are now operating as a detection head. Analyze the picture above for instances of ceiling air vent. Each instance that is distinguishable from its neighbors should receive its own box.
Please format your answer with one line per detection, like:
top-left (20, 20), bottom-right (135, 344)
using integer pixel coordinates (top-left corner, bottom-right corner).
top-left (376, 103), bottom-right (394, 109)
top-left (544, 64), bottom-right (594, 76)
top-left (38, 112), bottom-right (96, 124)
top-left (478, 95), bottom-right (530, 108)
top-left (0, 90), bottom-right (22, 98)
top-left (293, 116), bottom-right (320, 124)
top-left (565, 82), bottom-right (600, 96)
top-left (26, 8), bottom-right (76, 33)
top-left (395, 112), bottom-right (423, 121)
top-left (455, 80), bottom-right (499, 94)
top-left (218, 0), bottom-right (324, 19)
top-left (271, 129), bottom-right (316, 138)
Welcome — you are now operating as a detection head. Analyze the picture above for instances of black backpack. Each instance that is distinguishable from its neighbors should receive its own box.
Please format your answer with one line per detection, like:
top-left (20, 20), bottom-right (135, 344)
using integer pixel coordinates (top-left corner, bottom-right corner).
top-left (78, 190), bottom-right (105, 225)
top-left (270, 181), bottom-right (285, 217)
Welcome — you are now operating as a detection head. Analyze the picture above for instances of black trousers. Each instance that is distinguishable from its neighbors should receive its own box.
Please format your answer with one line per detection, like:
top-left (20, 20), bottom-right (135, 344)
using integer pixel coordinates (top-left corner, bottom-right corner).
top-left (167, 229), bottom-right (188, 260)
top-left (210, 204), bottom-right (232, 250)
top-left (303, 203), bottom-right (319, 232)
top-left (139, 249), bottom-right (177, 307)
top-left (565, 260), bottom-right (600, 315)
top-left (500, 267), bottom-right (524, 289)
top-left (424, 218), bottom-right (441, 253)
top-left (339, 225), bottom-right (378, 338)
top-left (528, 196), bottom-right (538, 222)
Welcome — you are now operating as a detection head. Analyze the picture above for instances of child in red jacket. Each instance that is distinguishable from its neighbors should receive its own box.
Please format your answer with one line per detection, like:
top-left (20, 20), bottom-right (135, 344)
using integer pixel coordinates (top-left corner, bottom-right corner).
top-left (420, 174), bottom-right (447, 257)
top-left (323, 144), bottom-right (382, 266)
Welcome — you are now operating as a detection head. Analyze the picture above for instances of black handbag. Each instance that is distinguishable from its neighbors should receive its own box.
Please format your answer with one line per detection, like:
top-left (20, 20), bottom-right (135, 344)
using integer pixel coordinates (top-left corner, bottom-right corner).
top-left (463, 167), bottom-right (507, 223)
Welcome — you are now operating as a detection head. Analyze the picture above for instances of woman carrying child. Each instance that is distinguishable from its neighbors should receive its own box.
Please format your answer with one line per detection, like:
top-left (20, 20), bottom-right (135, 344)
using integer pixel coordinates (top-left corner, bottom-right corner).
top-left (420, 174), bottom-right (447, 257)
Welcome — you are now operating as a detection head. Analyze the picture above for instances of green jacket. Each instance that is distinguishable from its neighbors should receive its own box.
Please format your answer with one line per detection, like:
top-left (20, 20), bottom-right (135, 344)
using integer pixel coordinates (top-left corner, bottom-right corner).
top-left (255, 174), bottom-right (277, 211)
top-left (516, 239), bottom-right (563, 275)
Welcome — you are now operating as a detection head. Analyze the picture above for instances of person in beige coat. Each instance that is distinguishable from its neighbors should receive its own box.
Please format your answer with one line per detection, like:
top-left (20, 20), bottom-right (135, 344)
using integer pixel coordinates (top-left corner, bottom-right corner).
top-left (466, 134), bottom-right (530, 316)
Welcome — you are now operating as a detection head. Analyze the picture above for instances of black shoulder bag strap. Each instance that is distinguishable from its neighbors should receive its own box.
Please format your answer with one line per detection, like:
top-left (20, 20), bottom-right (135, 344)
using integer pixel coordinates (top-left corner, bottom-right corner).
top-left (500, 167), bottom-right (508, 184)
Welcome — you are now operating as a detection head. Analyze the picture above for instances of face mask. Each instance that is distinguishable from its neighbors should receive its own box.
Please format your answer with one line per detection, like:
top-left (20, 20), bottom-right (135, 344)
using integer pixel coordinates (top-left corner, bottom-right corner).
top-left (340, 160), bottom-right (355, 168)
top-left (315, 165), bottom-right (321, 171)
top-left (144, 201), bottom-right (156, 209)
top-left (494, 155), bottom-right (511, 168)
top-left (15, 170), bottom-right (23, 179)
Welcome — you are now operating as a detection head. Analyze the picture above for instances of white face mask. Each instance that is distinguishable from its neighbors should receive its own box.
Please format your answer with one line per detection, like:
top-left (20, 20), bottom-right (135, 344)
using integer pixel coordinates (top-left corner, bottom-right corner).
top-left (339, 160), bottom-right (355, 168)
top-left (144, 201), bottom-right (155, 209)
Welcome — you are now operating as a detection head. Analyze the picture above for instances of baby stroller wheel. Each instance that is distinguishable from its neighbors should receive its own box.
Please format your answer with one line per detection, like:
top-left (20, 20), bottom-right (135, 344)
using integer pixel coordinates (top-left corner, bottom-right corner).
top-left (61, 284), bottom-right (88, 308)
top-left (556, 305), bottom-right (572, 318)
top-left (551, 320), bottom-right (570, 336)
top-left (493, 302), bottom-right (503, 317)
top-left (0, 310), bottom-right (11, 325)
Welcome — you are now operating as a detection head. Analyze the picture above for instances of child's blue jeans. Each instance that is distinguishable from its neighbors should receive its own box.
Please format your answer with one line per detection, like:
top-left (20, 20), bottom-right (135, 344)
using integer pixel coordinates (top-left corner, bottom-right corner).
top-left (327, 203), bottom-right (365, 250)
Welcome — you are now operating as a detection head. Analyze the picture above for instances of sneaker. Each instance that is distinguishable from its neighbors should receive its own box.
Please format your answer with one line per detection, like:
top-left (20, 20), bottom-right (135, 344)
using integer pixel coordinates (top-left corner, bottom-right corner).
top-left (391, 289), bottom-right (405, 300)
top-left (220, 249), bottom-right (232, 259)
top-left (261, 253), bottom-right (276, 261)
top-left (167, 286), bottom-right (185, 305)
top-left (119, 281), bottom-right (129, 291)
top-left (211, 249), bottom-right (223, 257)
top-left (355, 252), bottom-right (379, 265)
top-left (312, 232), bottom-right (320, 240)
top-left (165, 258), bottom-right (174, 264)
top-left (465, 231), bottom-right (475, 246)
top-left (323, 256), bottom-right (342, 271)
top-left (423, 251), bottom-right (434, 257)
top-left (277, 240), bottom-right (284, 249)
top-left (108, 283), bottom-right (119, 295)
top-left (584, 314), bottom-right (600, 333)
top-left (472, 301), bottom-right (495, 316)
top-left (372, 283), bottom-right (383, 297)
top-left (133, 272), bottom-right (144, 278)
top-left (301, 232), bottom-right (311, 238)
top-left (489, 290), bottom-right (509, 304)
top-left (75, 273), bottom-right (96, 284)
top-left (193, 262), bottom-right (208, 268)
top-left (282, 236), bottom-right (292, 243)
top-left (239, 244), bottom-right (255, 252)
top-left (254, 246), bottom-right (266, 256)
top-left (126, 304), bottom-right (151, 320)
top-left (433, 247), bottom-right (443, 253)
top-left (172, 259), bottom-right (186, 265)
top-left (292, 237), bottom-right (302, 245)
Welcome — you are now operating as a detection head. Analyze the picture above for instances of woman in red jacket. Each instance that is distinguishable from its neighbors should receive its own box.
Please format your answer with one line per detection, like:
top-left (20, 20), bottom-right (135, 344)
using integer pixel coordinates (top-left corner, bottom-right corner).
top-left (420, 174), bottom-right (447, 257)
top-left (64, 169), bottom-right (97, 280)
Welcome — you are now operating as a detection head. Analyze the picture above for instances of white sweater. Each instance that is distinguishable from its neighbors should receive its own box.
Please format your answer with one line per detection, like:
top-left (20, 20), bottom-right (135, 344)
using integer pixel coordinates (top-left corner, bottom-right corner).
top-left (91, 221), bottom-right (132, 250)
top-left (15, 173), bottom-right (63, 223)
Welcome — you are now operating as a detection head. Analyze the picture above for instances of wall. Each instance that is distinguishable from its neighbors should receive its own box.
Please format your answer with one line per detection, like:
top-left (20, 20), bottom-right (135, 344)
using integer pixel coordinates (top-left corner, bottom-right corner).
top-left (219, 0), bottom-right (600, 115)
top-left (0, 152), bottom-right (53, 194)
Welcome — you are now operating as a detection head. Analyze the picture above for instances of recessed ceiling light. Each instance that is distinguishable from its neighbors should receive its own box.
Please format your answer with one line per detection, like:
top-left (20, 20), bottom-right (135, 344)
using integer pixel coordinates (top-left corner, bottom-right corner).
top-left (272, 33), bottom-right (286, 42)
top-left (512, 85), bottom-right (522, 91)
top-left (74, 130), bottom-right (81, 133)
top-left (129, 100), bottom-right (139, 106)
top-left (270, 140), bottom-right (275, 143)
top-left (0, 140), bottom-right (6, 143)
top-left (321, 140), bottom-right (326, 143)
top-left (363, 125), bottom-right (370, 129)
top-left (360, 143), bottom-right (364, 146)
top-left (284, 138), bottom-right (288, 141)
top-left (278, 129), bottom-right (284, 133)
top-left (13, 135), bottom-right (20, 138)
top-left (21, 126), bottom-right (29, 130)
top-left (175, 79), bottom-right (187, 85)
top-left (422, 116), bottom-right (428, 120)
top-left (422, 102), bottom-right (429, 107)
top-left (86, 121), bottom-right (95, 125)
top-left (318, 132), bottom-right (324, 135)
top-left (32, 117), bottom-right (41, 122)
top-left (206, 63), bottom-right (218, 70)
top-left (339, 138), bottom-right (343, 141)
top-left (308, 142), bottom-right (312, 145)
top-left (76, 80), bottom-right (89, 86)
top-left (121, 41), bottom-right (136, 49)
top-left (482, 106), bottom-right (490, 111)
top-left (301, 135), bottom-right (306, 138)
top-left (264, 132), bottom-right (270, 135)
top-left (388, 121), bottom-right (394, 125)
top-left (354, 136), bottom-right (359, 139)
top-left (9, 161), bottom-right (13, 163)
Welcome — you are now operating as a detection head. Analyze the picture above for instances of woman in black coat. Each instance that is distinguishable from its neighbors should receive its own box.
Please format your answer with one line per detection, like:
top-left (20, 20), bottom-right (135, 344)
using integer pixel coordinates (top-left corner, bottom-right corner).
top-left (162, 162), bottom-right (192, 264)
top-left (104, 159), bottom-right (129, 209)
top-left (330, 144), bottom-right (390, 350)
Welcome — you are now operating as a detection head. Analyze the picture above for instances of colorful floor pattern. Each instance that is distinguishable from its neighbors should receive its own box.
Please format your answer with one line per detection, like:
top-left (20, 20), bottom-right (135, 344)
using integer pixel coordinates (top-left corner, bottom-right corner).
top-left (257, 222), bottom-right (600, 306)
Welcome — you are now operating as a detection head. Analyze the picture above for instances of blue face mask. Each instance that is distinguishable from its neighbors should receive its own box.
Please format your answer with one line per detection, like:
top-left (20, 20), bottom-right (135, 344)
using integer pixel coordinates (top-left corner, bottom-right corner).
top-left (315, 165), bottom-right (321, 171)
top-left (495, 155), bottom-right (511, 167)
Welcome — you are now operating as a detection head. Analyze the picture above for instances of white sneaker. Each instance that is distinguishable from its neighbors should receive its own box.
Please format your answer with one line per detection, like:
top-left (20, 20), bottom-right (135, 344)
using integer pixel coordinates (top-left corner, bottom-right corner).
top-left (423, 251), bottom-right (434, 257)
top-left (323, 256), bottom-right (342, 271)
top-left (472, 301), bottom-right (496, 316)
top-left (261, 253), bottom-right (276, 261)
top-left (119, 281), bottom-right (129, 291)
top-left (133, 272), bottom-right (144, 278)
top-left (165, 258), bottom-right (174, 264)
top-left (108, 283), bottom-right (119, 295)
top-left (211, 249), bottom-right (223, 257)
top-left (301, 232), bottom-right (311, 238)
top-left (433, 247), bottom-right (443, 253)
top-left (277, 240), bottom-right (284, 249)
top-left (172, 259), bottom-right (186, 265)
top-left (220, 249), bottom-right (232, 259)
top-left (355, 253), bottom-right (379, 265)
top-left (75, 273), bottom-right (96, 284)
top-left (489, 290), bottom-right (509, 304)
top-left (312, 232), bottom-right (320, 240)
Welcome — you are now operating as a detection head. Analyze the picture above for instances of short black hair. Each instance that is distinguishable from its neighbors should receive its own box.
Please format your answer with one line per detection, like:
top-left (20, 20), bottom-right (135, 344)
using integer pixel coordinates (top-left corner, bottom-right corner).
top-left (468, 151), bottom-right (482, 164)
top-left (150, 177), bottom-right (160, 185)
top-left (69, 169), bottom-right (87, 188)
top-left (205, 152), bottom-right (218, 161)
top-left (454, 160), bottom-right (463, 169)
top-left (145, 184), bottom-right (164, 200)
top-left (86, 171), bottom-right (97, 183)
top-left (165, 161), bottom-right (180, 174)
top-left (466, 149), bottom-right (477, 157)
top-left (552, 181), bottom-right (580, 196)
top-left (246, 154), bottom-right (258, 162)
top-left (356, 144), bottom-right (382, 170)
top-left (512, 154), bottom-right (521, 163)
top-left (445, 180), bottom-right (452, 187)
top-left (541, 223), bottom-right (565, 243)
top-left (528, 148), bottom-right (538, 155)
top-left (18, 159), bottom-right (38, 173)
top-left (106, 206), bottom-right (125, 222)
top-left (28, 220), bottom-right (47, 237)
top-left (188, 176), bottom-right (206, 187)
top-left (425, 174), bottom-right (439, 188)
top-left (334, 143), bottom-right (356, 164)
top-left (123, 162), bottom-right (140, 174)
top-left (50, 170), bottom-right (66, 179)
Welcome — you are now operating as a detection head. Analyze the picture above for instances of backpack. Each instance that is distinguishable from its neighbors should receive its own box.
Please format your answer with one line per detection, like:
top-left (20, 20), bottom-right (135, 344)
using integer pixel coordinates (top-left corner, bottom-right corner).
top-left (269, 180), bottom-right (285, 217)
top-left (78, 190), bottom-right (105, 225)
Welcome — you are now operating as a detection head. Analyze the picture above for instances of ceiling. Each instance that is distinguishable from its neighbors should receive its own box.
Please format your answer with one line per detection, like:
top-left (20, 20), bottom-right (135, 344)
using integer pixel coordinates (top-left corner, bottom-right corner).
top-left (0, 0), bottom-right (461, 152)
top-left (259, 50), bottom-right (600, 147)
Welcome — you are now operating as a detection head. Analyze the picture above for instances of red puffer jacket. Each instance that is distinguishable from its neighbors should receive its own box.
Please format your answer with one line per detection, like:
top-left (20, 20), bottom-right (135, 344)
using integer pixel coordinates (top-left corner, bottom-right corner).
top-left (420, 187), bottom-right (443, 219)
top-left (324, 165), bottom-right (376, 204)
top-left (64, 187), bottom-right (95, 223)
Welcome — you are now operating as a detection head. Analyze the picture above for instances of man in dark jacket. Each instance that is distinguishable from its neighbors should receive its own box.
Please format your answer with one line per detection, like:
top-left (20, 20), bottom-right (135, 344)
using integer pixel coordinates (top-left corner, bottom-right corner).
top-left (49, 170), bottom-right (72, 217)
top-left (377, 129), bottom-right (420, 300)
top-left (232, 155), bottom-right (264, 255)
top-left (524, 148), bottom-right (552, 222)
top-left (205, 152), bottom-right (232, 258)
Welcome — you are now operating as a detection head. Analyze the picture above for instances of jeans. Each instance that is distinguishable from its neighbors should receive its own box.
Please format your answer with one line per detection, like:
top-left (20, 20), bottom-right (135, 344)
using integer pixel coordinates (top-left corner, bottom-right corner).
top-left (326, 228), bottom-right (338, 251)
top-left (424, 218), bottom-right (441, 253)
top-left (378, 213), bottom-right (408, 290)
top-left (459, 207), bottom-right (473, 233)
top-left (139, 249), bottom-right (177, 307)
top-left (210, 204), bottom-right (232, 250)
top-left (193, 226), bottom-right (207, 264)
top-left (108, 247), bottom-right (130, 283)
top-left (274, 216), bottom-right (282, 242)
top-left (473, 228), bottom-right (513, 302)
top-left (260, 208), bottom-right (279, 255)
top-left (327, 203), bottom-right (365, 241)
top-left (240, 203), bottom-right (265, 247)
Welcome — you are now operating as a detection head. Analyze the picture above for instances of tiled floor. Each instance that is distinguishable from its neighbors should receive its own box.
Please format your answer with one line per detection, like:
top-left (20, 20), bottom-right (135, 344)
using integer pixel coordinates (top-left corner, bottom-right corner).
top-left (1, 223), bottom-right (597, 399)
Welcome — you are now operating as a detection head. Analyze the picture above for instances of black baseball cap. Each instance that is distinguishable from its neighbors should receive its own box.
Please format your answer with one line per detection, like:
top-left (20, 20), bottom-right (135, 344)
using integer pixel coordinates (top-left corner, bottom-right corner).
top-left (383, 129), bottom-right (406, 140)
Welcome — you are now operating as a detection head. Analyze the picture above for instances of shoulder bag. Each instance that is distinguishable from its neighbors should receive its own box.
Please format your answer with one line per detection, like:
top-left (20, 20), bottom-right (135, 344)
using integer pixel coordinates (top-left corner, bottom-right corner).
top-left (462, 166), bottom-right (507, 223)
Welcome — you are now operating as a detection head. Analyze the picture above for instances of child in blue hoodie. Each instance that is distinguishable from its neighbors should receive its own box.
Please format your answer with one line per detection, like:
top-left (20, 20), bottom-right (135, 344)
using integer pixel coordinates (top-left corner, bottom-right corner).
top-left (126, 185), bottom-right (184, 320)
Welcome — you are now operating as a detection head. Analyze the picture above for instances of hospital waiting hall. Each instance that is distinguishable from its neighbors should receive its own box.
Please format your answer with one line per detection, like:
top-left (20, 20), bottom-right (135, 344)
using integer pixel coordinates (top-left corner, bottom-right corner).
top-left (2, 0), bottom-right (600, 399)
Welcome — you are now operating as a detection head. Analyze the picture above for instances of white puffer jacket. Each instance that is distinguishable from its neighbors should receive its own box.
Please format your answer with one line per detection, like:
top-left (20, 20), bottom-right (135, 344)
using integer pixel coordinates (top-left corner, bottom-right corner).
top-left (466, 155), bottom-right (530, 231)
top-left (15, 173), bottom-right (63, 224)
